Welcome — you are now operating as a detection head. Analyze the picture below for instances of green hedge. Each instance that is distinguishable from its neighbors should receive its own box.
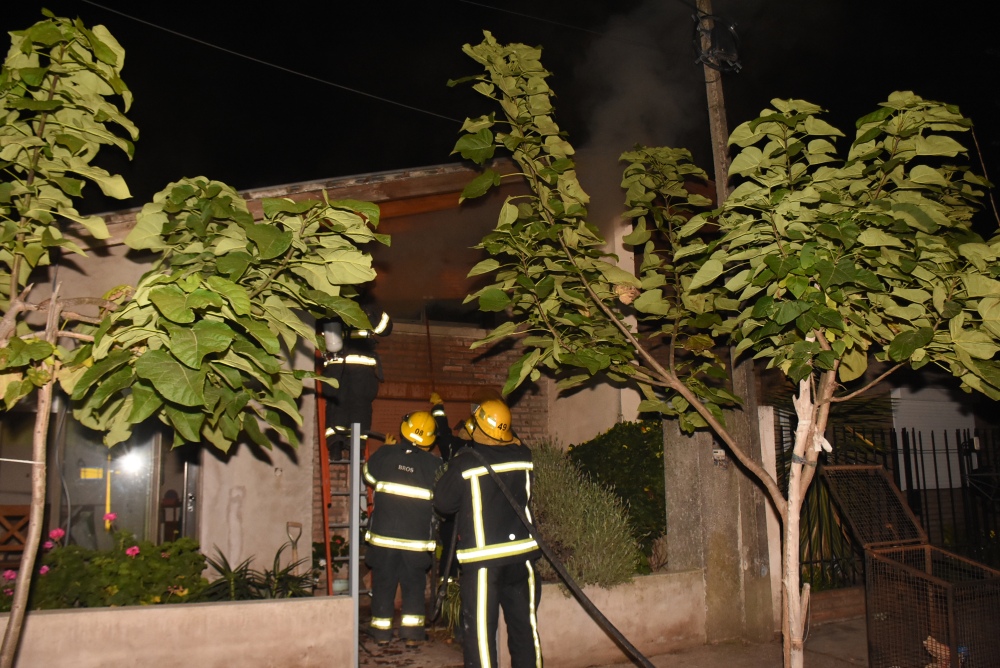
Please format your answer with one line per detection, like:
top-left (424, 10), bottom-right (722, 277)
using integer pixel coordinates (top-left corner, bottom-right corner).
top-left (568, 420), bottom-right (666, 559)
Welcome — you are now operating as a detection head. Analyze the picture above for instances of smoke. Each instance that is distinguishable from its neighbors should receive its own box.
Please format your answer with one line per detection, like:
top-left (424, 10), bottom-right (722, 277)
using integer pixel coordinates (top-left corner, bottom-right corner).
top-left (567, 0), bottom-right (711, 249)
top-left (575, 2), bottom-right (706, 165)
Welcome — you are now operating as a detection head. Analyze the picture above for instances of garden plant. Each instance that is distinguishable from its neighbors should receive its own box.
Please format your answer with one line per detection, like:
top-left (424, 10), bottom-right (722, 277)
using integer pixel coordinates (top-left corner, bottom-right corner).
top-left (568, 419), bottom-right (666, 563)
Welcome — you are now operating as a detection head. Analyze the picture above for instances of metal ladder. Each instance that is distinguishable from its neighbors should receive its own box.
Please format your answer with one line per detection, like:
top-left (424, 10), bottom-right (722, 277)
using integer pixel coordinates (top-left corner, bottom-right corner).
top-left (316, 364), bottom-right (375, 666)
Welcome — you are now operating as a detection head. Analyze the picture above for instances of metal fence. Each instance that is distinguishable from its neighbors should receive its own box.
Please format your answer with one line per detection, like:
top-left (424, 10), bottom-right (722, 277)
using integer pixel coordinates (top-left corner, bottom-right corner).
top-left (773, 420), bottom-right (1000, 588)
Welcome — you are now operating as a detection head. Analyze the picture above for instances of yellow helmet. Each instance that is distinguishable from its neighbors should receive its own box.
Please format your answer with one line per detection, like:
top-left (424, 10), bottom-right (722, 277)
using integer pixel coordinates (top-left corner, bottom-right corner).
top-left (401, 411), bottom-right (436, 448)
top-left (473, 398), bottom-right (513, 443)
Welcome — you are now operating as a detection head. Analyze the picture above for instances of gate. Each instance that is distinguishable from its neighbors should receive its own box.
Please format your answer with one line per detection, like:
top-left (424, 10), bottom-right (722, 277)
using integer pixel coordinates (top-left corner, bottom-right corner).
top-left (773, 420), bottom-right (1000, 587)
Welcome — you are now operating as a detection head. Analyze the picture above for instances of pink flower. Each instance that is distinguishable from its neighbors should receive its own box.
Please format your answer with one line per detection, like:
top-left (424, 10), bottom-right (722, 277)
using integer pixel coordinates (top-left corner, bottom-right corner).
top-left (48, 528), bottom-right (65, 541)
top-left (126, 545), bottom-right (140, 558)
top-left (103, 512), bottom-right (117, 523)
top-left (160, 551), bottom-right (170, 559)
top-left (38, 565), bottom-right (49, 576)
top-left (2, 570), bottom-right (16, 582)
top-left (43, 540), bottom-right (54, 550)
top-left (3, 589), bottom-right (12, 597)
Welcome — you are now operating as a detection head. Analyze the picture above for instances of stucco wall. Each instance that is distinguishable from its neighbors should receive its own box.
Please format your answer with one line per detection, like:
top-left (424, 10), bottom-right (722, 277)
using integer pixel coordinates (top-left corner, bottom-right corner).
top-left (546, 380), bottom-right (641, 449)
top-left (1, 597), bottom-right (354, 668)
top-left (500, 571), bottom-right (707, 668)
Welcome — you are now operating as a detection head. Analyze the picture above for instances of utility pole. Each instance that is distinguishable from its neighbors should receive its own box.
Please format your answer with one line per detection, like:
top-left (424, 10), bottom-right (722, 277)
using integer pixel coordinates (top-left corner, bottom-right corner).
top-left (696, 0), bottom-right (732, 204)
top-left (695, 0), bottom-right (775, 650)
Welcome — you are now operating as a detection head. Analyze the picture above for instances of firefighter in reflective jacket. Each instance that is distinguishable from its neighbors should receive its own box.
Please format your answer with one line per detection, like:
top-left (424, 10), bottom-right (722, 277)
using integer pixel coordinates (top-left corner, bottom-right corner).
top-left (363, 411), bottom-right (441, 647)
top-left (433, 398), bottom-right (543, 668)
top-left (320, 301), bottom-right (392, 460)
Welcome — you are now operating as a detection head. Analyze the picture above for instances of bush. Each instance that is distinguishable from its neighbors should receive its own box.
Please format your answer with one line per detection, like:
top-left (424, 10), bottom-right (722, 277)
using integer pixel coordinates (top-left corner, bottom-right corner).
top-left (0, 531), bottom-right (209, 611)
top-left (531, 442), bottom-right (642, 588)
top-left (201, 542), bottom-right (313, 601)
top-left (568, 420), bottom-right (666, 559)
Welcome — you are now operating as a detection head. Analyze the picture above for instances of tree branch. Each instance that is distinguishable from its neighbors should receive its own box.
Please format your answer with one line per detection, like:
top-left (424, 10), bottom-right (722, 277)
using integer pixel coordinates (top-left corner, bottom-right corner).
top-left (830, 363), bottom-right (903, 403)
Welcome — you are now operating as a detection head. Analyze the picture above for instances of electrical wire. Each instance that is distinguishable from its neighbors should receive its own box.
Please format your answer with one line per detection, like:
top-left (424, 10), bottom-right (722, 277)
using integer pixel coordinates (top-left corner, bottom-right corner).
top-left (457, 0), bottom-right (607, 37)
top-left (78, 0), bottom-right (463, 125)
top-left (458, 0), bottom-right (663, 53)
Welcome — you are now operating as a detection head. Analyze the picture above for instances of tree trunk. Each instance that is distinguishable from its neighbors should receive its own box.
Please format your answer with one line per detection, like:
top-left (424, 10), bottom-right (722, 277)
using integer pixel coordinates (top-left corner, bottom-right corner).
top-left (1, 290), bottom-right (61, 668)
top-left (781, 375), bottom-right (829, 668)
top-left (0, 379), bottom-right (53, 668)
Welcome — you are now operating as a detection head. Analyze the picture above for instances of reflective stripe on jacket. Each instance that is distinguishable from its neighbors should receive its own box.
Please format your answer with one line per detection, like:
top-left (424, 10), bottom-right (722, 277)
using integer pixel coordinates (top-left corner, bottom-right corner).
top-left (433, 442), bottom-right (541, 567)
top-left (363, 441), bottom-right (441, 552)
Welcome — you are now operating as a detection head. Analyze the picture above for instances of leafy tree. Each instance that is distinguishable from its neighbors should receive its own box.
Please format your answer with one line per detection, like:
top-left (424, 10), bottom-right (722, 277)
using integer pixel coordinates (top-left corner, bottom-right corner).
top-left (0, 13), bottom-right (384, 666)
top-left (452, 32), bottom-right (994, 668)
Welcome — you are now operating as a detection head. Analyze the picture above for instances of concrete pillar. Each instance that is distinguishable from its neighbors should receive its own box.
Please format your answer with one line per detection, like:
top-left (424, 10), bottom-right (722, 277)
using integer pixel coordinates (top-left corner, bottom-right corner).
top-left (664, 357), bottom-right (774, 643)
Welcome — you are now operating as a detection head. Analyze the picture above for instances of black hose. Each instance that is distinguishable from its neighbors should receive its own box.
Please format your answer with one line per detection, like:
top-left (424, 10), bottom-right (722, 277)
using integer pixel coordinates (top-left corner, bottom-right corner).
top-left (465, 448), bottom-right (655, 668)
top-left (429, 519), bottom-right (458, 624)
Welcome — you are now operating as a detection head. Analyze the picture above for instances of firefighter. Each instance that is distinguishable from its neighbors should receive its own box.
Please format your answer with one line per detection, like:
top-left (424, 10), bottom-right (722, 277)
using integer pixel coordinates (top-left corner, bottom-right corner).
top-left (362, 411), bottom-right (441, 647)
top-left (320, 299), bottom-right (392, 460)
top-left (433, 398), bottom-right (543, 668)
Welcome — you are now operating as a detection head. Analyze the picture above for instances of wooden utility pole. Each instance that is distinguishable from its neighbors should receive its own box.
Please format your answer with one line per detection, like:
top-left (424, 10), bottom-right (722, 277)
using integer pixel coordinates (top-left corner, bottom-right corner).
top-left (697, 0), bottom-right (732, 203)
top-left (696, 0), bottom-right (775, 651)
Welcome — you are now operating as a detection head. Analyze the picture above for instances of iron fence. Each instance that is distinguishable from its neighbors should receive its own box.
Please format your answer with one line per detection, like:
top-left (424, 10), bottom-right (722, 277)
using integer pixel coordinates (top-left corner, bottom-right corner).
top-left (773, 420), bottom-right (1000, 589)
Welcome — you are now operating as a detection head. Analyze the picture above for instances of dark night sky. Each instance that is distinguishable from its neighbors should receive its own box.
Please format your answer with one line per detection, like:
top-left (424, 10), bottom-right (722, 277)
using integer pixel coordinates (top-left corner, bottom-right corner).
top-left (4, 1), bottom-right (998, 218)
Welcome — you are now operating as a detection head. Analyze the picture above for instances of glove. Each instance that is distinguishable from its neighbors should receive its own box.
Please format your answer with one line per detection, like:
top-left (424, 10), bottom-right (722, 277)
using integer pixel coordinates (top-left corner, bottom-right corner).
top-left (429, 392), bottom-right (443, 406)
top-left (384, 434), bottom-right (397, 445)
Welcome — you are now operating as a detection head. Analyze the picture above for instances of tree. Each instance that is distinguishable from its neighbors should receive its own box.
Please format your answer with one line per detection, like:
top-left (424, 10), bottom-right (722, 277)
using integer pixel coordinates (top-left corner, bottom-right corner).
top-left (452, 32), bottom-right (995, 668)
top-left (0, 14), bottom-right (384, 666)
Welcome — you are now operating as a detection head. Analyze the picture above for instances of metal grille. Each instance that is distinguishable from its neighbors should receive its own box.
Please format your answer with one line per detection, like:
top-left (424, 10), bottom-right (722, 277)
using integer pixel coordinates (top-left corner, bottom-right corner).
top-left (867, 547), bottom-right (1000, 668)
top-left (823, 465), bottom-right (926, 549)
top-left (823, 465), bottom-right (1000, 668)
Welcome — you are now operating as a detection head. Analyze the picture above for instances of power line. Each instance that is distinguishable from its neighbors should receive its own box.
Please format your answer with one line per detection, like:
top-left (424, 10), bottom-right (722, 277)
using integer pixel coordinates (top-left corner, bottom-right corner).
top-left (459, 0), bottom-right (663, 53)
top-left (457, 0), bottom-right (606, 37)
top-left (79, 0), bottom-right (464, 125)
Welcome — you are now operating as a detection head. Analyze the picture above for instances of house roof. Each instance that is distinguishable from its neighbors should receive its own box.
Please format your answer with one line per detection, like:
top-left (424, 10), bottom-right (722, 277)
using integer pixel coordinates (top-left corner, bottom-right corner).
top-left (67, 159), bottom-right (522, 321)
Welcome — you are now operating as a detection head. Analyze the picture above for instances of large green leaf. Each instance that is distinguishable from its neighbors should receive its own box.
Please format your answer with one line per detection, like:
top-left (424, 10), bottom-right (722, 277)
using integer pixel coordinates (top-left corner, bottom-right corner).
top-left (168, 320), bottom-right (235, 368)
top-left (245, 223), bottom-right (293, 260)
top-left (887, 328), bottom-right (934, 362)
top-left (479, 288), bottom-right (511, 312)
top-left (688, 259), bottom-right (724, 290)
top-left (135, 350), bottom-right (207, 407)
top-left (150, 285), bottom-right (195, 323)
top-left (71, 349), bottom-right (132, 399)
top-left (207, 276), bottom-right (252, 315)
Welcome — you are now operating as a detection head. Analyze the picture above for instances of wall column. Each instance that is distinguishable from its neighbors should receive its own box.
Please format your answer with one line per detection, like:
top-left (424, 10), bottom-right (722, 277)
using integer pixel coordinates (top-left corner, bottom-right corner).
top-left (664, 357), bottom-right (774, 643)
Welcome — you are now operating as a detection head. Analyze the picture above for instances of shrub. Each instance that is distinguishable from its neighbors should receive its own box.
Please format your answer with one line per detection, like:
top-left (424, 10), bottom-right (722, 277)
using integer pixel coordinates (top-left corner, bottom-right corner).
top-left (201, 542), bottom-right (313, 601)
top-left (1, 531), bottom-right (209, 611)
top-left (531, 442), bottom-right (642, 588)
top-left (568, 420), bottom-right (666, 559)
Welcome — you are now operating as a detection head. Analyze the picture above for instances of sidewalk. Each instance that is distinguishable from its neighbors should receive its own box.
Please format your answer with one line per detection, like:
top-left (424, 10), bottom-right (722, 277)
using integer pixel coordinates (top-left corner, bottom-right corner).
top-left (358, 616), bottom-right (869, 667)
top-left (597, 616), bottom-right (868, 667)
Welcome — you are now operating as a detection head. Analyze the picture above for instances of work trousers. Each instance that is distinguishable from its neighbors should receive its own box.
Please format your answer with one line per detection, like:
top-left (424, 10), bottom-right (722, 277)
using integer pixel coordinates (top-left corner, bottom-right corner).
top-left (367, 545), bottom-right (431, 642)
top-left (459, 559), bottom-right (542, 668)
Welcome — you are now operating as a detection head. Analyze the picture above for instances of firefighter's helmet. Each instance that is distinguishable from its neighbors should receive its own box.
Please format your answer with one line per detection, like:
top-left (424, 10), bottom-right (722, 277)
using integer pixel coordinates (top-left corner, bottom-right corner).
top-left (401, 411), bottom-right (436, 448)
top-left (472, 398), bottom-right (513, 443)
